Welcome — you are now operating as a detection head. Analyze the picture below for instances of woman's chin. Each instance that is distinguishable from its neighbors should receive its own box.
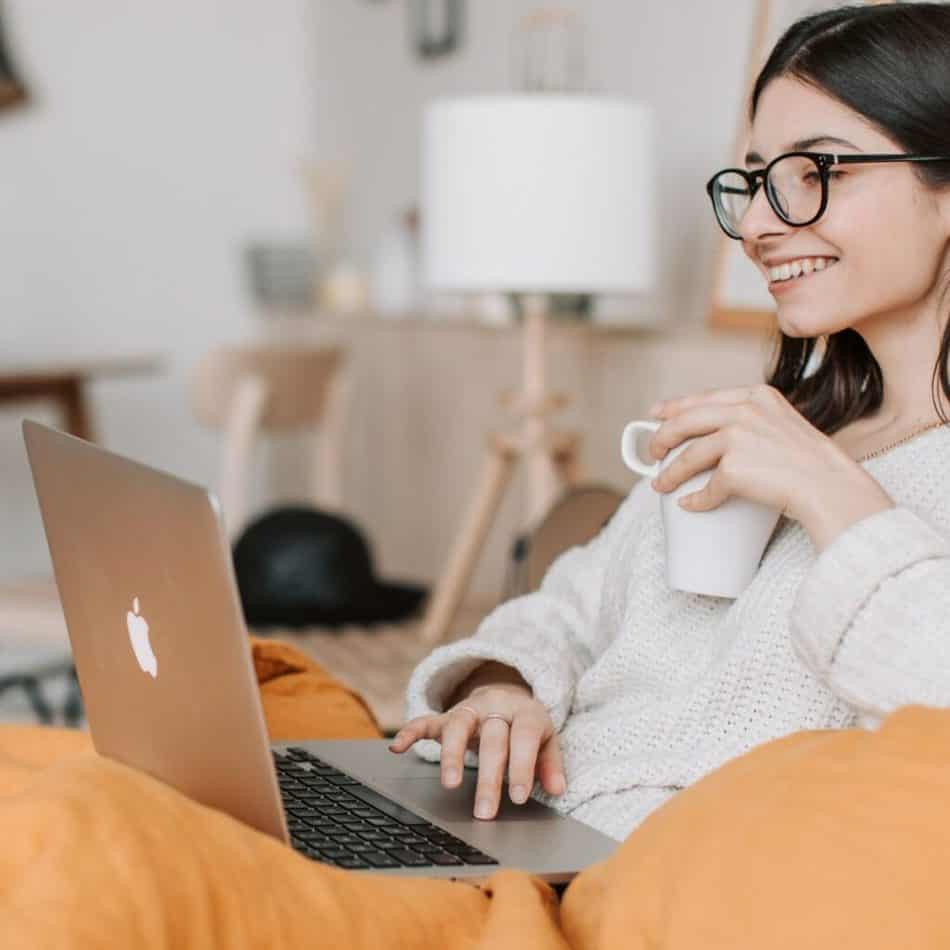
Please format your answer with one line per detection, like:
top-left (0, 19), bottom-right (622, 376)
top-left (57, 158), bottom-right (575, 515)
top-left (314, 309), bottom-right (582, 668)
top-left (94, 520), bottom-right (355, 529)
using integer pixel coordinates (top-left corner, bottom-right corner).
top-left (775, 305), bottom-right (846, 339)
top-left (774, 312), bottom-right (814, 338)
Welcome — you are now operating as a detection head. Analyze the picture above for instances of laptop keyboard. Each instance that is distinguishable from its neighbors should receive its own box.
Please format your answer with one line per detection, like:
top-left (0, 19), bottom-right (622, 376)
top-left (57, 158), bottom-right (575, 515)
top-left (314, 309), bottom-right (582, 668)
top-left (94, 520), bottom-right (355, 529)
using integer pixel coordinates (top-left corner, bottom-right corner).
top-left (274, 746), bottom-right (499, 871)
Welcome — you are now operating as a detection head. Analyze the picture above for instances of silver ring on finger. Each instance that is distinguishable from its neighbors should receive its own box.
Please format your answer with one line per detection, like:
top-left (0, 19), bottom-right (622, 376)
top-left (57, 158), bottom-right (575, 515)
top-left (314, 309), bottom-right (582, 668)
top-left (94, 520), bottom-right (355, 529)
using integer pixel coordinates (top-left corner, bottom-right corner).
top-left (481, 712), bottom-right (511, 727)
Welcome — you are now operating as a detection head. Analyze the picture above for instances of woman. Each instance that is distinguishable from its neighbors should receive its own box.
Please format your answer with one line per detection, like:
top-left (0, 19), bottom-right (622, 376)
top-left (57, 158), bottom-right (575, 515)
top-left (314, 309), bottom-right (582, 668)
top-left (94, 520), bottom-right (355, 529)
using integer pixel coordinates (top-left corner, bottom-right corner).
top-left (6, 7), bottom-right (950, 947)
top-left (391, 1), bottom-right (950, 842)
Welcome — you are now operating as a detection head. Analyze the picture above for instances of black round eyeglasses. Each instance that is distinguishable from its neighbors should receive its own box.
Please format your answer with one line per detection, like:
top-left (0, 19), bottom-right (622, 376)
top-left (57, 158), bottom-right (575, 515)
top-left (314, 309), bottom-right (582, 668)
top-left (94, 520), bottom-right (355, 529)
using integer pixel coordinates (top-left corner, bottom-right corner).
top-left (706, 151), bottom-right (950, 240)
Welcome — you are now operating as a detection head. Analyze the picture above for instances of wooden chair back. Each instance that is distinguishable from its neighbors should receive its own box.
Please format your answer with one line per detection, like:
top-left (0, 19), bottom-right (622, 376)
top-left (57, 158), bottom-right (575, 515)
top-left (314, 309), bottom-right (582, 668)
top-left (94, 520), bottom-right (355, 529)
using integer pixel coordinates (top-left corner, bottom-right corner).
top-left (190, 344), bottom-right (347, 538)
top-left (501, 483), bottom-right (625, 601)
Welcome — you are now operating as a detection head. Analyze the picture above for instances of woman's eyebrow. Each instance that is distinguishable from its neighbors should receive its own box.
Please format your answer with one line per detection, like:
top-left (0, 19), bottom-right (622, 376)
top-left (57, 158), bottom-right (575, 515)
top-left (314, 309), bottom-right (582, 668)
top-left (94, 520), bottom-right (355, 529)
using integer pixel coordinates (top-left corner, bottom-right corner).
top-left (789, 134), bottom-right (860, 152)
top-left (744, 135), bottom-right (860, 166)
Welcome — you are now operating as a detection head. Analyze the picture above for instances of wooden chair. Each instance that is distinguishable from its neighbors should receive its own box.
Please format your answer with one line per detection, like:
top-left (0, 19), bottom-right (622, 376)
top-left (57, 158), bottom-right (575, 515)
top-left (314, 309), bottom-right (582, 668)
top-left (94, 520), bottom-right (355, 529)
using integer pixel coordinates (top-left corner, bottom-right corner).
top-left (190, 343), bottom-right (348, 539)
top-left (500, 483), bottom-right (626, 602)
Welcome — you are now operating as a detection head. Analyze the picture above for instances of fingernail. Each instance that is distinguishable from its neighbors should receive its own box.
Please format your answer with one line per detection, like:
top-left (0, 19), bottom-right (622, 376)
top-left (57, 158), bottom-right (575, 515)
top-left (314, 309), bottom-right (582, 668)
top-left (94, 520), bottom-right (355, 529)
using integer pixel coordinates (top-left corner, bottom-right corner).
top-left (552, 775), bottom-right (566, 795)
top-left (678, 496), bottom-right (693, 509)
top-left (444, 768), bottom-right (460, 786)
top-left (510, 784), bottom-right (527, 804)
top-left (475, 798), bottom-right (494, 819)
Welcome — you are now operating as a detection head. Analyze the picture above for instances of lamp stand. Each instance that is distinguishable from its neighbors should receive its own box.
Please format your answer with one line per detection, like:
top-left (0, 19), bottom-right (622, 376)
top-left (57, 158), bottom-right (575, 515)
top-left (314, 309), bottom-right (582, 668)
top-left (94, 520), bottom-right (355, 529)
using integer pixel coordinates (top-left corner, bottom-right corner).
top-left (419, 294), bottom-right (585, 645)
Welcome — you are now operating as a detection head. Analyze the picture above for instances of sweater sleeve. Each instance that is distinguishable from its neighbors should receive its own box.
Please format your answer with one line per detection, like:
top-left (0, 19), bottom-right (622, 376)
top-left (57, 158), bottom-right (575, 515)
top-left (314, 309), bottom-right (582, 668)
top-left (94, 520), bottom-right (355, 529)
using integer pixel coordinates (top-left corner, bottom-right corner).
top-left (791, 506), bottom-right (950, 724)
top-left (404, 478), bottom-right (655, 745)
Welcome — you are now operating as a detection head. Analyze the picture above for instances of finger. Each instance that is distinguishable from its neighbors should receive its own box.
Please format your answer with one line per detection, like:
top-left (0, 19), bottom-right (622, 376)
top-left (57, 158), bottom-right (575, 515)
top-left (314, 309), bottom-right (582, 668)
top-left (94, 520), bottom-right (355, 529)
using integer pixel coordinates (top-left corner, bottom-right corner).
top-left (388, 714), bottom-right (444, 752)
top-left (679, 468), bottom-right (732, 512)
top-left (474, 718), bottom-right (511, 820)
top-left (647, 387), bottom-right (722, 415)
top-left (439, 707), bottom-right (480, 788)
top-left (651, 385), bottom-right (768, 419)
top-left (649, 406), bottom-right (744, 460)
top-left (536, 734), bottom-right (567, 796)
top-left (506, 712), bottom-right (546, 804)
top-left (652, 432), bottom-right (725, 494)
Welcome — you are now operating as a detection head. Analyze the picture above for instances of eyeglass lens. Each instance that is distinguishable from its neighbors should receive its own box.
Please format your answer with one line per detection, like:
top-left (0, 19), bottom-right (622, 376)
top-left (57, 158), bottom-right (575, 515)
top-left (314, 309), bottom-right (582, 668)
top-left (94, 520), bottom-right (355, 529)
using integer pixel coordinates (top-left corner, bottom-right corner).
top-left (713, 154), bottom-right (824, 235)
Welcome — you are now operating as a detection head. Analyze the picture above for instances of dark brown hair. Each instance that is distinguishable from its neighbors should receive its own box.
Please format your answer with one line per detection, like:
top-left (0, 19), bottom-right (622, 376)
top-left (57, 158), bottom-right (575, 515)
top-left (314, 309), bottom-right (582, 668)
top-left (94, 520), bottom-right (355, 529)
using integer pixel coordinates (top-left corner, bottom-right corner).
top-left (752, 2), bottom-right (950, 434)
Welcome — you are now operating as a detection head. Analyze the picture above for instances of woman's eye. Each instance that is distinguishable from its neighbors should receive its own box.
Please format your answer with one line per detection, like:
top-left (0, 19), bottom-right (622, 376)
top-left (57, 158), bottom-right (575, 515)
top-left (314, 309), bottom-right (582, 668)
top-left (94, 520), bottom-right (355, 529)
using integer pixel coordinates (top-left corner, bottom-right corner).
top-left (827, 170), bottom-right (846, 180)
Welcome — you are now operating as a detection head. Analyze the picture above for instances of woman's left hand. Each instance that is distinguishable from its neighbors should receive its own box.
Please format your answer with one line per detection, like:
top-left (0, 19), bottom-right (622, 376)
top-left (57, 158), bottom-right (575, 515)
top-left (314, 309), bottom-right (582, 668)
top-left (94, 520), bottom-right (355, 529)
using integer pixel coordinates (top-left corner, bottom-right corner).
top-left (647, 384), bottom-right (894, 550)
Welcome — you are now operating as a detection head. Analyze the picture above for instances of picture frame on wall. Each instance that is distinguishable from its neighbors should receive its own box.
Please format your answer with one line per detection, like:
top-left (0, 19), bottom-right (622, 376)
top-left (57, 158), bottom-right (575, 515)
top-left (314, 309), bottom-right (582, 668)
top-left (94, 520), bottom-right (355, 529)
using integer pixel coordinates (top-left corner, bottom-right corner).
top-left (409, 0), bottom-right (464, 60)
top-left (706, 0), bottom-right (895, 332)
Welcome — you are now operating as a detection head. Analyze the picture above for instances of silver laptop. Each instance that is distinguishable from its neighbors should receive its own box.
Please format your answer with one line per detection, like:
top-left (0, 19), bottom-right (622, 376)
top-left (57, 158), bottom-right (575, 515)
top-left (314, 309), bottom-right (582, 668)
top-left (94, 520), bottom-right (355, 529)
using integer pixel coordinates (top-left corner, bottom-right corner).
top-left (23, 421), bottom-right (616, 883)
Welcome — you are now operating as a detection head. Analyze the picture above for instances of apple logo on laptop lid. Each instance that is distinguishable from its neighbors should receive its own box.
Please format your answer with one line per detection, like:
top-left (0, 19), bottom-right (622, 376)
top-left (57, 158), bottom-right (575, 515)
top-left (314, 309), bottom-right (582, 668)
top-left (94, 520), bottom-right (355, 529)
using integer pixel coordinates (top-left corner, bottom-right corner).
top-left (126, 597), bottom-right (157, 678)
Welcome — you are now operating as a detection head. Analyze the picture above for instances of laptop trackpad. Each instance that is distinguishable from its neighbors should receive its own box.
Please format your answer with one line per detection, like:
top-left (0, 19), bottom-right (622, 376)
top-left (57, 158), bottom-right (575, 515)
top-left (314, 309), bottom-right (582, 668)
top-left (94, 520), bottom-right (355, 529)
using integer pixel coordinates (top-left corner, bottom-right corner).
top-left (381, 777), bottom-right (556, 824)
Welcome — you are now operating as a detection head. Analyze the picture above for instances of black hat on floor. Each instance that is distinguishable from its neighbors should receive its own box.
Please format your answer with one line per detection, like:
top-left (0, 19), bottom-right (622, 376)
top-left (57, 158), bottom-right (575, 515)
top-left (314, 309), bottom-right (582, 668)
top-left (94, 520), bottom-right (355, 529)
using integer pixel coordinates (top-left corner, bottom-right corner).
top-left (233, 506), bottom-right (428, 629)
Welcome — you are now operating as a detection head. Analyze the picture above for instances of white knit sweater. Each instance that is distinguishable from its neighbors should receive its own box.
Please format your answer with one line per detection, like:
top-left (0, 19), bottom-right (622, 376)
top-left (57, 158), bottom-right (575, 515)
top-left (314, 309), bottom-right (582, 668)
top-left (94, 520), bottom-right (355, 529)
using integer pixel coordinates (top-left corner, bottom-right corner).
top-left (405, 425), bottom-right (950, 841)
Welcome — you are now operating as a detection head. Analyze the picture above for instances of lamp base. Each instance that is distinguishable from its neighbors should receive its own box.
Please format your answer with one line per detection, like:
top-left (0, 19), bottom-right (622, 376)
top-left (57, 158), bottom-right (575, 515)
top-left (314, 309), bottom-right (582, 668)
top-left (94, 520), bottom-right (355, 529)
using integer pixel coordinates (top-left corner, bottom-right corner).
top-left (419, 297), bottom-right (583, 644)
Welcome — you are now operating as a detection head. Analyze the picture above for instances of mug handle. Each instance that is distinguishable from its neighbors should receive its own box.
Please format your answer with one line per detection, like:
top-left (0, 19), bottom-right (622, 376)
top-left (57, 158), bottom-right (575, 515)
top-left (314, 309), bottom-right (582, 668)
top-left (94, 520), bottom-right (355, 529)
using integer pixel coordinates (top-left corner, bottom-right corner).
top-left (621, 420), bottom-right (661, 478)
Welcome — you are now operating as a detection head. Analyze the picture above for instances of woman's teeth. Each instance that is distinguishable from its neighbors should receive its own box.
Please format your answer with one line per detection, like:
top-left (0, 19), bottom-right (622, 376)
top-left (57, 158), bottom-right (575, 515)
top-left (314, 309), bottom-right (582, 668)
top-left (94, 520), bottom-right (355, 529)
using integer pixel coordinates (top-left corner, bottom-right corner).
top-left (768, 257), bottom-right (838, 283)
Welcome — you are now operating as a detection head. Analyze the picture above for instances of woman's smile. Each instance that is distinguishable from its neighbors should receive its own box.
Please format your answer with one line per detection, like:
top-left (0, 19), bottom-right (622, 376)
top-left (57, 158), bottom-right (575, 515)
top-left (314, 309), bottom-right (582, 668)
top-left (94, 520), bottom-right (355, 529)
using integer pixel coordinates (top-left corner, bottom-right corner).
top-left (767, 255), bottom-right (839, 294)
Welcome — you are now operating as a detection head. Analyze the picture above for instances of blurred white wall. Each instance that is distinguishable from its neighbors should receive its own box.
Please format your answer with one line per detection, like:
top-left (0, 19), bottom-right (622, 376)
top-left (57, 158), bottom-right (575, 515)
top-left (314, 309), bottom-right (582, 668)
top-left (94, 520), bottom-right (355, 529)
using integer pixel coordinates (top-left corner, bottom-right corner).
top-left (0, 0), bottom-right (314, 579)
top-left (1, 0), bottom-right (763, 583)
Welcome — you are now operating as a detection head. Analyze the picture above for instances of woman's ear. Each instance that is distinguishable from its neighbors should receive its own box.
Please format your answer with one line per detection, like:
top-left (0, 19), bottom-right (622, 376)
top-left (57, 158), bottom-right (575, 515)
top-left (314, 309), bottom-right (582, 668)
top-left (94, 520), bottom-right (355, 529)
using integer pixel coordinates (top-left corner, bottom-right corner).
top-left (933, 189), bottom-right (950, 275)
top-left (937, 185), bottom-right (950, 233)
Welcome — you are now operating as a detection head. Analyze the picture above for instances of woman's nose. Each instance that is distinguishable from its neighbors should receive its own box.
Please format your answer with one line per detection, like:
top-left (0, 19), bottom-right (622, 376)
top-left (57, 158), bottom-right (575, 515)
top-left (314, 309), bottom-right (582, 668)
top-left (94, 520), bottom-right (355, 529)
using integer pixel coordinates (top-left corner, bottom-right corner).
top-left (738, 184), bottom-right (791, 243)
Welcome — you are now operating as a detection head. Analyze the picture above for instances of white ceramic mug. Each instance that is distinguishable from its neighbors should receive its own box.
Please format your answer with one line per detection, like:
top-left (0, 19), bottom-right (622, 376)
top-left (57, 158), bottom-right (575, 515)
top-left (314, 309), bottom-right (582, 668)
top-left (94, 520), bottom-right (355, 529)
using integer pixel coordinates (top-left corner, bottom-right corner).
top-left (621, 420), bottom-right (781, 599)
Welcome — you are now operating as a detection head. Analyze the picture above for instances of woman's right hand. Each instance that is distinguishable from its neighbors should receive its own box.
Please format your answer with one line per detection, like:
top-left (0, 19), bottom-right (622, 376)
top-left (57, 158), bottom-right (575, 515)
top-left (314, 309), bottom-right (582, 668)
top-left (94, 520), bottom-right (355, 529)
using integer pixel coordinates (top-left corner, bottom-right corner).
top-left (388, 682), bottom-right (566, 820)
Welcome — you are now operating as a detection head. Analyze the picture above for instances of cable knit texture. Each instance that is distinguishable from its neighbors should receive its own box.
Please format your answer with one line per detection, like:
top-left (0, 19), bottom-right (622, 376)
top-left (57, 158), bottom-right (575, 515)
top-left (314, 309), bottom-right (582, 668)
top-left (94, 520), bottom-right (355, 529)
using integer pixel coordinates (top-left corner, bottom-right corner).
top-left (405, 426), bottom-right (950, 841)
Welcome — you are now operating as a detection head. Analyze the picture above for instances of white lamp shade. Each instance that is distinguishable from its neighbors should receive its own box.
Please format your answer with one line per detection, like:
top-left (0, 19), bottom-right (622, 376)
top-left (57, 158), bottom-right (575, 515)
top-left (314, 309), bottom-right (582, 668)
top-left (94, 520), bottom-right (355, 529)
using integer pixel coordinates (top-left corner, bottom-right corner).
top-left (421, 95), bottom-right (654, 295)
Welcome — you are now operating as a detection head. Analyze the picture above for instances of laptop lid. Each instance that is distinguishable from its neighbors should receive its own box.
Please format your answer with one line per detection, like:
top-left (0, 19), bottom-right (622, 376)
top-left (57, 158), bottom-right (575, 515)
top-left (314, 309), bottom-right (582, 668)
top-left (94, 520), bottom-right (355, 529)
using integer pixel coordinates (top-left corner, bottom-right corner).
top-left (23, 421), bottom-right (287, 841)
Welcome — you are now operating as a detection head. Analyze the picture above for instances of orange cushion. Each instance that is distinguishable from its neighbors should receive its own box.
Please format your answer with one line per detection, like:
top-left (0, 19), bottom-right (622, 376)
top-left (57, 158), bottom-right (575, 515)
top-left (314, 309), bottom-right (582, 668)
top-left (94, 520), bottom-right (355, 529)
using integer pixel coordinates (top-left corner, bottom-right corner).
top-left (562, 705), bottom-right (950, 949)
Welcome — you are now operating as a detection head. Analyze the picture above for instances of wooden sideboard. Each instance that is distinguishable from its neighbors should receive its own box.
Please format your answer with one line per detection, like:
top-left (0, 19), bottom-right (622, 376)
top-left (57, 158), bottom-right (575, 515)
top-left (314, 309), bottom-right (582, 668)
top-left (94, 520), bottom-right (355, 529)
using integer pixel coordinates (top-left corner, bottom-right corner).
top-left (260, 314), bottom-right (772, 602)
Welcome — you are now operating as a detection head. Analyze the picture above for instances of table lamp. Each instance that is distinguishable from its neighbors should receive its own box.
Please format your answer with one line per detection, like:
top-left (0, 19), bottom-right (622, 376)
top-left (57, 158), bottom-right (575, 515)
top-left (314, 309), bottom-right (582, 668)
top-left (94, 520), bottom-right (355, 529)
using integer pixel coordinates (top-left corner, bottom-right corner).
top-left (419, 94), bottom-right (654, 643)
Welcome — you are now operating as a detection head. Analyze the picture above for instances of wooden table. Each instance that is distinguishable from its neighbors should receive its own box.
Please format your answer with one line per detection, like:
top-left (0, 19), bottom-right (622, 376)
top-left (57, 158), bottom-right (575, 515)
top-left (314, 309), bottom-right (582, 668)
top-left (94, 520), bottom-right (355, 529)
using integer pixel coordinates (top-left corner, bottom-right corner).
top-left (0, 353), bottom-right (163, 441)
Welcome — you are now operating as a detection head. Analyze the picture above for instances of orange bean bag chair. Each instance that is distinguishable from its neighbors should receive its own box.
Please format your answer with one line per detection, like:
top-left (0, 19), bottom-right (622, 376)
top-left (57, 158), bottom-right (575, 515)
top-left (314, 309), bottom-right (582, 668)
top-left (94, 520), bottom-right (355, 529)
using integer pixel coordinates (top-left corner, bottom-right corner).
top-left (3, 637), bottom-right (950, 949)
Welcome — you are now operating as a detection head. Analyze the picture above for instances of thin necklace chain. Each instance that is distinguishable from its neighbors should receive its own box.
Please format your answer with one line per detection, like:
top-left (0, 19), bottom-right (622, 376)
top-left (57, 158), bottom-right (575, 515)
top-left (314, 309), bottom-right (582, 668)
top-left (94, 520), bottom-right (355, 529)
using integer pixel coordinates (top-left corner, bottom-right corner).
top-left (858, 419), bottom-right (946, 462)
